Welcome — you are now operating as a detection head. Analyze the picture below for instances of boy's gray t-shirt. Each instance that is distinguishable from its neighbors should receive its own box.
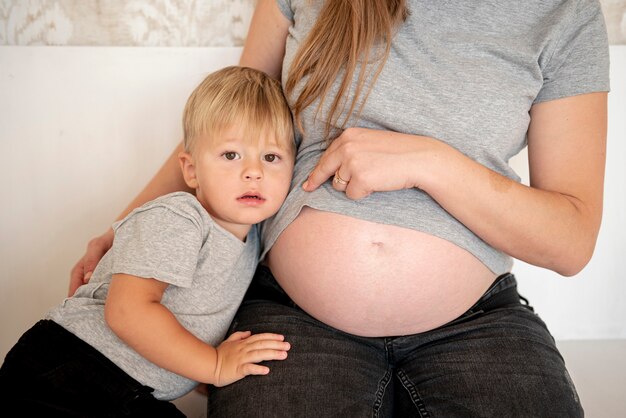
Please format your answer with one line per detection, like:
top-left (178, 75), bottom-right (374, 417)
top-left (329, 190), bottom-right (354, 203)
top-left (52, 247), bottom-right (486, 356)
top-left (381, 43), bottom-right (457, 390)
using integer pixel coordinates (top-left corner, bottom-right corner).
top-left (46, 192), bottom-right (259, 400)
top-left (267, 0), bottom-right (610, 274)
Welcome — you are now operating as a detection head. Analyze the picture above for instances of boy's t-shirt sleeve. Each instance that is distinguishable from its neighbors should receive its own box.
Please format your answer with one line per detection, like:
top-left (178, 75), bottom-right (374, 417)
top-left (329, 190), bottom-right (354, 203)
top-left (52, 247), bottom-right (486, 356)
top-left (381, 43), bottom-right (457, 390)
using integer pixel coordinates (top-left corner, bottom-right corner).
top-left (535, 0), bottom-right (610, 103)
top-left (111, 206), bottom-right (203, 288)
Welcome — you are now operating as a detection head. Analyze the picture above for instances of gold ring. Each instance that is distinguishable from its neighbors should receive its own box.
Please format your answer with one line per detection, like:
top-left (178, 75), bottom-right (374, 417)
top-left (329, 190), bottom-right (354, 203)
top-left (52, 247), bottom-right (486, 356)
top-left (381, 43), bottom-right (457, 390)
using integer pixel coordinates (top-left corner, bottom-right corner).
top-left (333, 171), bottom-right (348, 185)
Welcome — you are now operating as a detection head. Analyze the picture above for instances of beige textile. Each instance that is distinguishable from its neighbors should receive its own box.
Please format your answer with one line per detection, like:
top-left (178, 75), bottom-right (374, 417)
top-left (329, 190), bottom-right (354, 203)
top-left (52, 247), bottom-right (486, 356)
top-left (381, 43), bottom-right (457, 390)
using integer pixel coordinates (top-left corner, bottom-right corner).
top-left (0, 0), bottom-right (256, 46)
top-left (604, 0), bottom-right (626, 43)
top-left (0, 0), bottom-right (624, 46)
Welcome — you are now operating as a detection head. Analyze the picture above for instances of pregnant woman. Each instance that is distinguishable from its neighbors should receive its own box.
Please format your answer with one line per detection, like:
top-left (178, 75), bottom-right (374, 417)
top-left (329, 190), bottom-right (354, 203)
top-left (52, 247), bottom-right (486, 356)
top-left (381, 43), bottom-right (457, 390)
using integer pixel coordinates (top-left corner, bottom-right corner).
top-left (70, 0), bottom-right (609, 416)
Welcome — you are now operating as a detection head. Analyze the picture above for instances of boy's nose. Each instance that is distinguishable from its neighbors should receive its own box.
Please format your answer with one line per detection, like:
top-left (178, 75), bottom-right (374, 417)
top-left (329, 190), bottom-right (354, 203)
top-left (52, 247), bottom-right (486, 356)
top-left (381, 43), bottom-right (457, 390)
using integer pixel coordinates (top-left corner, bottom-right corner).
top-left (243, 161), bottom-right (263, 181)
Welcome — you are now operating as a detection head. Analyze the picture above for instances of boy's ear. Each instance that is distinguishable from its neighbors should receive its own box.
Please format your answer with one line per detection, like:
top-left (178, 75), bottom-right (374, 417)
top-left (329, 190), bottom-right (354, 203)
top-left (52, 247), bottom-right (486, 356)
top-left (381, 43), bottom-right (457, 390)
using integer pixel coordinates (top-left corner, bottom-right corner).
top-left (178, 151), bottom-right (198, 189)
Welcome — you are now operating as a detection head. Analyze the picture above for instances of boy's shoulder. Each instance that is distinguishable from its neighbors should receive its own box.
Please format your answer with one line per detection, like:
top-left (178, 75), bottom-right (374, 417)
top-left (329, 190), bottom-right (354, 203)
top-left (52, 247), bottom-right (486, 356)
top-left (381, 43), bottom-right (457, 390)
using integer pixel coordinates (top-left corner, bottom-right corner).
top-left (115, 192), bottom-right (210, 231)
top-left (147, 191), bottom-right (202, 212)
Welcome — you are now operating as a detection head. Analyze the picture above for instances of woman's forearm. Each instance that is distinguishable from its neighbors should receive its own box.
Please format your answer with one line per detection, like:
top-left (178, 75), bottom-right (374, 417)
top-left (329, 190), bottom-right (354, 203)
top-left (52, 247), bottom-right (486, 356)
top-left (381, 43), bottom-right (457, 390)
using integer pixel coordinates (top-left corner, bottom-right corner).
top-left (419, 142), bottom-right (601, 276)
top-left (420, 93), bottom-right (607, 276)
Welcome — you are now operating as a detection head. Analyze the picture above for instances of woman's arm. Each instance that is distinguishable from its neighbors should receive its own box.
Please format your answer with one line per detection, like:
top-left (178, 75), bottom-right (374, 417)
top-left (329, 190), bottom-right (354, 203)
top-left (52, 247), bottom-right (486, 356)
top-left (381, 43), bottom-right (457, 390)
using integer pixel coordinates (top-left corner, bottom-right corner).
top-left (68, 0), bottom-right (291, 295)
top-left (239, 0), bottom-right (290, 79)
top-left (304, 92), bottom-right (607, 276)
top-left (105, 274), bottom-right (290, 387)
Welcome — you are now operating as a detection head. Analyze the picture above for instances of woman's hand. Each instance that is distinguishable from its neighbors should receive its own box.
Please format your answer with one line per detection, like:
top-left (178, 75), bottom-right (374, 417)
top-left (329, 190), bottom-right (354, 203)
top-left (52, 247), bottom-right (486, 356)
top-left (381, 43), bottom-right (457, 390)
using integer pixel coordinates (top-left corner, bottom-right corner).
top-left (302, 127), bottom-right (440, 199)
top-left (68, 228), bottom-right (114, 296)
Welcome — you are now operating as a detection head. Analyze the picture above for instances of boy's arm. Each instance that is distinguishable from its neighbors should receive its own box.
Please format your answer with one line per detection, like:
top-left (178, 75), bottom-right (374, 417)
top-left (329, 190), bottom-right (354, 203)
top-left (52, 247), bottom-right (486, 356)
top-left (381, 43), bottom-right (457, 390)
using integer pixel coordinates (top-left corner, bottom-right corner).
top-left (105, 273), bottom-right (290, 387)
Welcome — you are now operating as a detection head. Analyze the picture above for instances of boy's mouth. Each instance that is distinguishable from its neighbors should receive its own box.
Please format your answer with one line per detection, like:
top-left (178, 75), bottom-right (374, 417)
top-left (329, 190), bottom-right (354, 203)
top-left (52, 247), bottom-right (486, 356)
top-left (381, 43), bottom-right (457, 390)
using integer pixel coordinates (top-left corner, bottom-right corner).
top-left (237, 192), bottom-right (266, 205)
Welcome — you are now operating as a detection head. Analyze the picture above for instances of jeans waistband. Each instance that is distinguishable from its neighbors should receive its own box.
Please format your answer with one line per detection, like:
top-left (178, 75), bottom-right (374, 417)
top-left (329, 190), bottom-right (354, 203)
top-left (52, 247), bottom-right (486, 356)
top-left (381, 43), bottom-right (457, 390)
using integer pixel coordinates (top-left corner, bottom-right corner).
top-left (244, 265), bottom-right (299, 308)
top-left (467, 272), bottom-right (523, 314)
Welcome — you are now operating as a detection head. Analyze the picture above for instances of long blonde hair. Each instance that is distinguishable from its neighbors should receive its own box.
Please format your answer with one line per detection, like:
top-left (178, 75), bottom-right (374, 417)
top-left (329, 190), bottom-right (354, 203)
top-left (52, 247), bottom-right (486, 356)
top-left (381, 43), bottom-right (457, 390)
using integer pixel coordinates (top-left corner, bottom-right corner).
top-left (286, 0), bottom-right (408, 139)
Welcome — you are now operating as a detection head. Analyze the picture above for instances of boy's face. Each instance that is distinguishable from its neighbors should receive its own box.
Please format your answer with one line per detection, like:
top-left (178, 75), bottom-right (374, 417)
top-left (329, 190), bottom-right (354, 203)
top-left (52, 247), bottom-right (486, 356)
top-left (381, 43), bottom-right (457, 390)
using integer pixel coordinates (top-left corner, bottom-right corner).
top-left (179, 124), bottom-right (294, 240)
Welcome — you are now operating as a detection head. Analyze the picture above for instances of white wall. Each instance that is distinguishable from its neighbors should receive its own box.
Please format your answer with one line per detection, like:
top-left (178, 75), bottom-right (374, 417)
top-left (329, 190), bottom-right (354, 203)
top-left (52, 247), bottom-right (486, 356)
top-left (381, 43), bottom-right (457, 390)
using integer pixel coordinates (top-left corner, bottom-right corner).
top-left (0, 46), bottom-right (241, 358)
top-left (0, 44), bottom-right (624, 365)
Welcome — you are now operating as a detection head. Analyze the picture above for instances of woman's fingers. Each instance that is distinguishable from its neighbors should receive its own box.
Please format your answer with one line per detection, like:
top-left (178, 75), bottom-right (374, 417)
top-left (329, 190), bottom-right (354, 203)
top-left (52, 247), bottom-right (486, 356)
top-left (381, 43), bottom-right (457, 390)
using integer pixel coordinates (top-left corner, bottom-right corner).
top-left (302, 156), bottom-right (340, 192)
top-left (332, 170), bottom-right (349, 190)
top-left (302, 127), bottom-right (425, 200)
top-left (68, 229), bottom-right (115, 296)
top-left (302, 128), bottom-right (371, 194)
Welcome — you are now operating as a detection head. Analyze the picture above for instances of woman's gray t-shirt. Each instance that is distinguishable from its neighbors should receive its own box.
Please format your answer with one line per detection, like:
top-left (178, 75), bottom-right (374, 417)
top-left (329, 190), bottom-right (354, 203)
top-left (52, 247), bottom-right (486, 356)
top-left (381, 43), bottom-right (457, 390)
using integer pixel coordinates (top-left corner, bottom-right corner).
top-left (46, 192), bottom-right (259, 400)
top-left (266, 0), bottom-right (610, 274)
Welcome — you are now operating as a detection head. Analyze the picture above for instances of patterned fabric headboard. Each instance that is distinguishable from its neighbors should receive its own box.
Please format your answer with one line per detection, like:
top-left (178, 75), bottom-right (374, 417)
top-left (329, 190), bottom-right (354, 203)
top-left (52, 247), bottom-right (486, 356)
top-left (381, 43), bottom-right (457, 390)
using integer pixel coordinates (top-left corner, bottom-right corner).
top-left (0, 0), bottom-right (256, 46)
top-left (1, 0), bottom-right (625, 46)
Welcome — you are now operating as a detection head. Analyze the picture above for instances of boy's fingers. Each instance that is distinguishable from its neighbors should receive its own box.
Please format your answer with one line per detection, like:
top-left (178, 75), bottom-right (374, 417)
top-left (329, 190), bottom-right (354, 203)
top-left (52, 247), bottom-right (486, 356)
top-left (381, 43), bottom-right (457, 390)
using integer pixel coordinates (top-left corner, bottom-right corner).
top-left (242, 364), bottom-right (270, 376)
top-left (245, 348), bottom-right (289, 365)
top-left (245, 333), bottom-right (285, 342)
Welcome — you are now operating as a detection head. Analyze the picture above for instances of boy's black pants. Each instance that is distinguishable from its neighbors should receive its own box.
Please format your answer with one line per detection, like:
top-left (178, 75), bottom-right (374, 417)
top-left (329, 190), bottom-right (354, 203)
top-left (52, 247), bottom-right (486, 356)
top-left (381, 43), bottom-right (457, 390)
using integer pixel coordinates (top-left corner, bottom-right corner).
top-left (0, 319), bottom-right (185, 417)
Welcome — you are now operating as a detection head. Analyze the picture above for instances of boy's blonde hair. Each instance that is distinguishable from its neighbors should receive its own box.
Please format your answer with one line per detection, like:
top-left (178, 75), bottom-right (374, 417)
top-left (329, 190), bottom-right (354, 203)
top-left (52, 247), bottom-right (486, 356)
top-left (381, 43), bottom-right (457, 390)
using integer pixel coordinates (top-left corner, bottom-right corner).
top-left (183, 66), bottom-right (295, 155)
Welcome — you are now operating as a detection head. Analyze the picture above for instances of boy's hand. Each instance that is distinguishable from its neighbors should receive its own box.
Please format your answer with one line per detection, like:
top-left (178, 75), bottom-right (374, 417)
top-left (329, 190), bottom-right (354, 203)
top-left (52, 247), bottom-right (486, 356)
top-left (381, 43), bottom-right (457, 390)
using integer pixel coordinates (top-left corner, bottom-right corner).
top-left (212, 331), bottom-right (290, 387)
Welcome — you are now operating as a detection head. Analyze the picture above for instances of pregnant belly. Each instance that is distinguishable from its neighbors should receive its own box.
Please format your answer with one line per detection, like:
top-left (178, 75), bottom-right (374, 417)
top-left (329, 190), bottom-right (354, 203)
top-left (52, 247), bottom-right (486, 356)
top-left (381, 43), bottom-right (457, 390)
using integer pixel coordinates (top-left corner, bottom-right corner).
top-left (267, 207), bottom-right (497, 337)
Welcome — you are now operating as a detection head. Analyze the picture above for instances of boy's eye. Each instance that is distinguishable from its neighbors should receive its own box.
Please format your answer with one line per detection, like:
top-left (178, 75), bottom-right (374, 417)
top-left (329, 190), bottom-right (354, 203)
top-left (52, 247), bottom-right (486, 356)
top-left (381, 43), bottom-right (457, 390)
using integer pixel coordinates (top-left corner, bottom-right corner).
top-left (222, 152), bottom-right (240, 160)
top-left (264, 154), bottom-right (279, 163)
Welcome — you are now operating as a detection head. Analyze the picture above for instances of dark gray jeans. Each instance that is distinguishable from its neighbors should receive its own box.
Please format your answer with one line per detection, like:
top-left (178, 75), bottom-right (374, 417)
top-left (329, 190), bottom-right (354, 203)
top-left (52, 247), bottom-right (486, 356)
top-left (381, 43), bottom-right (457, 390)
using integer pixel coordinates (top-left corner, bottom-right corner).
top-left (208, 266), bottom-right (583, 418)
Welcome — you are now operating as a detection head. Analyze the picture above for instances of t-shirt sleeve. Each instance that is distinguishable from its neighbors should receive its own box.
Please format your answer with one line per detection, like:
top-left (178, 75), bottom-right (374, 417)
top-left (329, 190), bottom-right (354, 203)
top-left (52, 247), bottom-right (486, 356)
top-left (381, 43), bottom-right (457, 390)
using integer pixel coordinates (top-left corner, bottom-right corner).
top-left (534, 0), bottom-right (610, 103)
top-left (111, 206), bottom-right (203, 288)
top-left (275, 0), bottom-right (293, 21)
